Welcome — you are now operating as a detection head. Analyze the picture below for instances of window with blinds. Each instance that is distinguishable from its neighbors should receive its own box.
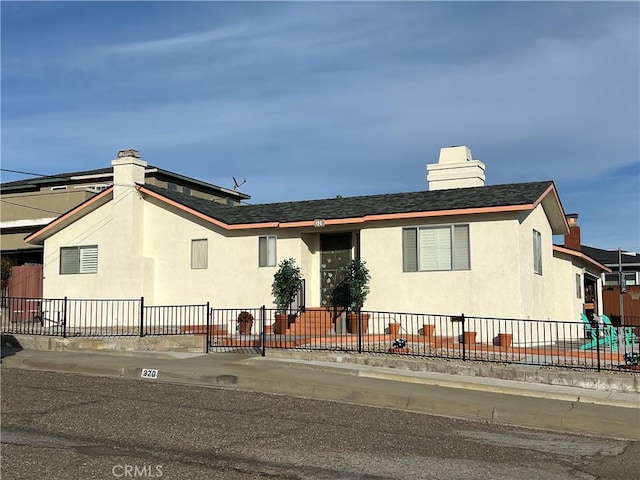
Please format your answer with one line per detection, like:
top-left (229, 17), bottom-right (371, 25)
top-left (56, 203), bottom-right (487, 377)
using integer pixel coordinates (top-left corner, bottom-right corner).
top-left (533, 229), bottom-right (543, 275)
top-left (258, 236), bottom-right (277, 267)
top-left (191, 239), bottom-right (208, 269)
top-left (60, 245), bottom-right (98, 274)
top-left (403, 225), bottom-right (469, 272)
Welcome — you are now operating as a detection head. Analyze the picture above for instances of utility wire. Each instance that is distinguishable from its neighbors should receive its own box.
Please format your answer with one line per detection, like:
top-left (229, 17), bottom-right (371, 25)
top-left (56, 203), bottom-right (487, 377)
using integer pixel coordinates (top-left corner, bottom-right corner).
top-left (0, 168), bottom-right (71, 180)
top-left (0, 199), bottom-right (63, 215)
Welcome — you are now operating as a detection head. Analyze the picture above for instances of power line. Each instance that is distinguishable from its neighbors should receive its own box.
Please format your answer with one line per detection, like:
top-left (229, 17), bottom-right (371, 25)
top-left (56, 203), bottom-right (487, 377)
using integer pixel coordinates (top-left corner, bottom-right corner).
top-left (0, 168), bottom-right (71, 180)
top-left (0, 199), bottom-right (63, 215)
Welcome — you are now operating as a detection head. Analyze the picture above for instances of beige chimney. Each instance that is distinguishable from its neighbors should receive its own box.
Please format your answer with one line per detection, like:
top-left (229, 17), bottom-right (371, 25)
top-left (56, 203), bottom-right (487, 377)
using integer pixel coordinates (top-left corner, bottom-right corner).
top-left (564, 213), bottom-right (581, 251)
top-left (112, 149), bottom-right (147, 187)
top-left (426, 146), bottom-right (486, 190)
top-left (108, 149), bottom-right (147, 298)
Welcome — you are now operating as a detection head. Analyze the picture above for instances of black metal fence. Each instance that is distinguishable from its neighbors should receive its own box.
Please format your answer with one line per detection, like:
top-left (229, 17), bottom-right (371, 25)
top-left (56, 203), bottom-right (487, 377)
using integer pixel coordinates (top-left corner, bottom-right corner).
top-left (1, 296), bottom-right (209, 338)
top-left (207, 308), bottom-right (640, 373)
top-left (2, 297), bottom-right (639, 372)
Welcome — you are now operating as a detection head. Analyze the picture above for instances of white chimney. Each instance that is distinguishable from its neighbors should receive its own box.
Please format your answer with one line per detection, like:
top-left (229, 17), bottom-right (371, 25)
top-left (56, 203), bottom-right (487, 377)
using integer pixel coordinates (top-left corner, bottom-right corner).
top-left (112, 149), bottom-right (147, 187)
top-left (108, 149), bottom-right (147, 298)
top-left (426, 146), bottom-right (485, 190)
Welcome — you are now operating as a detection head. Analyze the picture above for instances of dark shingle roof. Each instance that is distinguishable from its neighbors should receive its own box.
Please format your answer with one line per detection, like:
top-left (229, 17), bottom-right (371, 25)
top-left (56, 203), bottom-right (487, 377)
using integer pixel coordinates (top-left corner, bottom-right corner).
top-left (582, 245), bottom-right (639, 266)
top-left (1, 167), bottom-right (113, 189)
top-left (1, 165), bottom-right (250, 200)
top-left (143, 181), bottom-right (555, 225)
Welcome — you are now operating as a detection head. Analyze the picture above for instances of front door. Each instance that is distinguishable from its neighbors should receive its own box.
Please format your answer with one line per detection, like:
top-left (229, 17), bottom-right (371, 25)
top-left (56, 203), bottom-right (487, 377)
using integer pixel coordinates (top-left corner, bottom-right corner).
top-left (320, 233), bottom-right (352, 307)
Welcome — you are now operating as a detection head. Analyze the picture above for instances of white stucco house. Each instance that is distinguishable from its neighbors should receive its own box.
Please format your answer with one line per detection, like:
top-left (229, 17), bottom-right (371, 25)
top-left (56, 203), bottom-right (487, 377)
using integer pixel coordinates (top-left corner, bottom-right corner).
top-left (25, 147), bottom-right (609, 325)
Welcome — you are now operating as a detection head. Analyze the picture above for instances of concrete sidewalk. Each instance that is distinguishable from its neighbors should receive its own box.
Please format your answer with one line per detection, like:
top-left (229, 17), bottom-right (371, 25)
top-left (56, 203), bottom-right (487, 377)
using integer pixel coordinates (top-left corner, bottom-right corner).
top-left (2, 346), bottom-right (639, 439)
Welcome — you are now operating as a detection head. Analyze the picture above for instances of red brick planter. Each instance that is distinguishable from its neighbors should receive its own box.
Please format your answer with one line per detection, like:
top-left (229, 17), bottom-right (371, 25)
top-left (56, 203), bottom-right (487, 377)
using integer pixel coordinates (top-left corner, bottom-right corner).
top-left (211, 325), bottom-right (227, 335)
top-left (388, 347), bottom-right (409, 354)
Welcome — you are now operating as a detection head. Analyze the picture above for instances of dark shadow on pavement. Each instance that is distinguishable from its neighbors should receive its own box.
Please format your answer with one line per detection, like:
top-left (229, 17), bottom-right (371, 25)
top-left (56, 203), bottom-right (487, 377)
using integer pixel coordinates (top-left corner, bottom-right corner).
top-left (1, 334), bottom-right (23, 359)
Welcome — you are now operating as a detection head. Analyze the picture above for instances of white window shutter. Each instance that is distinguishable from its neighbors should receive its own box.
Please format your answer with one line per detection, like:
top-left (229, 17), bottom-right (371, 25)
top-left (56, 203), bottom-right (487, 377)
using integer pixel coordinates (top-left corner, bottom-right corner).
top-left (436, 227), bottom-right (452, 270)
top-left (419, 228), bottom-right (437, 270)
top-left (79, 246), bottom-right (98, 273)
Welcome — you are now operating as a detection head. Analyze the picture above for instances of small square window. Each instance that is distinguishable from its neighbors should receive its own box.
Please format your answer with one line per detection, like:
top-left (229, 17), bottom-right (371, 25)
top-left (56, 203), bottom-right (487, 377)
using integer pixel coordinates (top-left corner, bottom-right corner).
top-left (60, 245), bottom-right (98, 274)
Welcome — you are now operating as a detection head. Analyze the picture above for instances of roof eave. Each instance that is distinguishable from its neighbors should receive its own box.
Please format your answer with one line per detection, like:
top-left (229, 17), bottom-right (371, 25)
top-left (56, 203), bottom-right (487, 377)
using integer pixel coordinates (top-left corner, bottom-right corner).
top-left (534, 183), bottom-right (569, 235)
top-left (553, 245), bottom-right (612, 273)
top-left (24, 187), bottom-right (114, 245)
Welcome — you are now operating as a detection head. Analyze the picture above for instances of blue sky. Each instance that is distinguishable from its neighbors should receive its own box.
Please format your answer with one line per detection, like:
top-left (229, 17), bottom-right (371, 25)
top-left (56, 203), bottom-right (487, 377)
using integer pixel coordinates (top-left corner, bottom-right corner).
top-left (2, 1), bottom-right (639, 252)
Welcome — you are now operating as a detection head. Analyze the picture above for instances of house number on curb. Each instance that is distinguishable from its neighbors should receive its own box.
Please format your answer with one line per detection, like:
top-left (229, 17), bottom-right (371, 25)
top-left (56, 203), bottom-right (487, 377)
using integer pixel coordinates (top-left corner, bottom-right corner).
top-left (141, 369), bottom-right (159, 379)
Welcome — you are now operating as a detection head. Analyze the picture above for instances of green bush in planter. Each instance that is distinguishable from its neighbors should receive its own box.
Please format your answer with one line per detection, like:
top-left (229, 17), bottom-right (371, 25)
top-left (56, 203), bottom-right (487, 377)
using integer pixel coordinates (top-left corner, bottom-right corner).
top-left (340, 259), bottom-right (371, 311)
top-left (272, 258), bottom-right (302, 313)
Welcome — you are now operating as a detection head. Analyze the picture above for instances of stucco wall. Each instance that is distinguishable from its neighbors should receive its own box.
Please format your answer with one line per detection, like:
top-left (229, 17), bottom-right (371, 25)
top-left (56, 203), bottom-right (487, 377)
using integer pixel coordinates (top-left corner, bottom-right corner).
top-left (552, 252), bottom-right (584, 323)
top-left (143, 198), bottom-right (297, 307)
top-left (40, 191), bottom-right (585, 326)
top-left (42, 194), bottom-right (117, 299)
top-left (42, 187), bottom-right (148, 300)
top-left (361, 213), bottom-right (525, 318)
top-left (516, 205), bottom-right (557, 320)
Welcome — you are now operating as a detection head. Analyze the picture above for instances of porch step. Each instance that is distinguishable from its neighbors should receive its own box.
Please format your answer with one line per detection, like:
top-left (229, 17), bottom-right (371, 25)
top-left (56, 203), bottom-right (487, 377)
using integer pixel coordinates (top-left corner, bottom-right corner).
top-left (289, 308), bottom-right (334, 335)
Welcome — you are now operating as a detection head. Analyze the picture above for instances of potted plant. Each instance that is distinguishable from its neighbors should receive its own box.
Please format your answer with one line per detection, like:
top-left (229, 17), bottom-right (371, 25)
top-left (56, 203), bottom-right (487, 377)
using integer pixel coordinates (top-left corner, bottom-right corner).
top-left (341, 258), bottom-right (371, 334)
top-left (272, 258), bottom-right (302, 334)
top-left (237, 311), bottom-right (254, 335)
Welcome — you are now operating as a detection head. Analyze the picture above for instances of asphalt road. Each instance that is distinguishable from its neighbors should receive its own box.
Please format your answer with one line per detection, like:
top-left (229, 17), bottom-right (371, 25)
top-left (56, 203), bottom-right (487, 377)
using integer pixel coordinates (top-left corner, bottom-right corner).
top-left (1, 368), bottom-right (638, 480)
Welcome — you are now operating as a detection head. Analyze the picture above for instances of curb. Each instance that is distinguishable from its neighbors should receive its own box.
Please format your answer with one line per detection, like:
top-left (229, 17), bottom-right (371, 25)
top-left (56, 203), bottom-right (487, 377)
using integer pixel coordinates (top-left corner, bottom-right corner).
top-left (3, 351), bottom-right (639, 440)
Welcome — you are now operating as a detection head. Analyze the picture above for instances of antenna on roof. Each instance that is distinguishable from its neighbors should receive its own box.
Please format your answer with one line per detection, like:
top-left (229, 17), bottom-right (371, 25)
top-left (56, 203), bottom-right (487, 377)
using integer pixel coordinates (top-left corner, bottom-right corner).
top-left (232, 177), bottom-right (247, 190)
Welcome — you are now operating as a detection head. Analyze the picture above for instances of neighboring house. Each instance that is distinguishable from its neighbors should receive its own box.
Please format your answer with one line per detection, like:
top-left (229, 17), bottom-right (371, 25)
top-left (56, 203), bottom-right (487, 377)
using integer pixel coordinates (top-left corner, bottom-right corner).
top-left (25, 146), bottom-right (609, 327)
top-left (581, 244), bottom-right (640, 324)
top-left (1, 149), bottom-right (250, 295)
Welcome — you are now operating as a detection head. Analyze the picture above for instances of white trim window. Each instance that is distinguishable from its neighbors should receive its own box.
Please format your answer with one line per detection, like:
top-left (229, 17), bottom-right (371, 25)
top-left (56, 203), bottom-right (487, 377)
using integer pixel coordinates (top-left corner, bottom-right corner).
top-left (533, 229), bottom-right (543, 275)
top-left (259, 236), bottom-right (277, 267)
top-left (60, 245), bottom-right (98, 274)
top-left (403, 224), bottom-right (470, 272)
top-left (191, 239), bottom-right (208, 269)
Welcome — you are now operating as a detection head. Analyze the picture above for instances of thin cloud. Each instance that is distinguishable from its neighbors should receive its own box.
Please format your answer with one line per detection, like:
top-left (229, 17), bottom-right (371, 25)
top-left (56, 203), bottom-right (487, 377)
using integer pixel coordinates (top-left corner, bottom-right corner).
top-left (104, 26), bottom-right (244, 54)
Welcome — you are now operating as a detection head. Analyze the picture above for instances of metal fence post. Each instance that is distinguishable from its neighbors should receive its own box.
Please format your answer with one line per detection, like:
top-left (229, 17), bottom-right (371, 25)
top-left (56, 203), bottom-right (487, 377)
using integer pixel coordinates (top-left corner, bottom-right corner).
top-left (139, 297), bottom-right (145, 338)
top-left (461, 313), bottom-right (466, 362)
top-left (357, 309), bottom-right (363, 354)
top-left (205, 301), bottom-right (211, 354)
top-left (595, 321), bottom-right (601, 372)
top-left (261, 305), bottom-right (266, 357)
top-left (62, 296), bottom-right (68, 339)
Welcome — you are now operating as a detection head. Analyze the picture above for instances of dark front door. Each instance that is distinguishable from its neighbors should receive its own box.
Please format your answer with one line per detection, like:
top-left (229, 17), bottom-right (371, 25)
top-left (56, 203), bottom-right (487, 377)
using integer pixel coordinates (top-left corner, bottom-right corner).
top-left (320, 233), bottom-right (352, 307)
